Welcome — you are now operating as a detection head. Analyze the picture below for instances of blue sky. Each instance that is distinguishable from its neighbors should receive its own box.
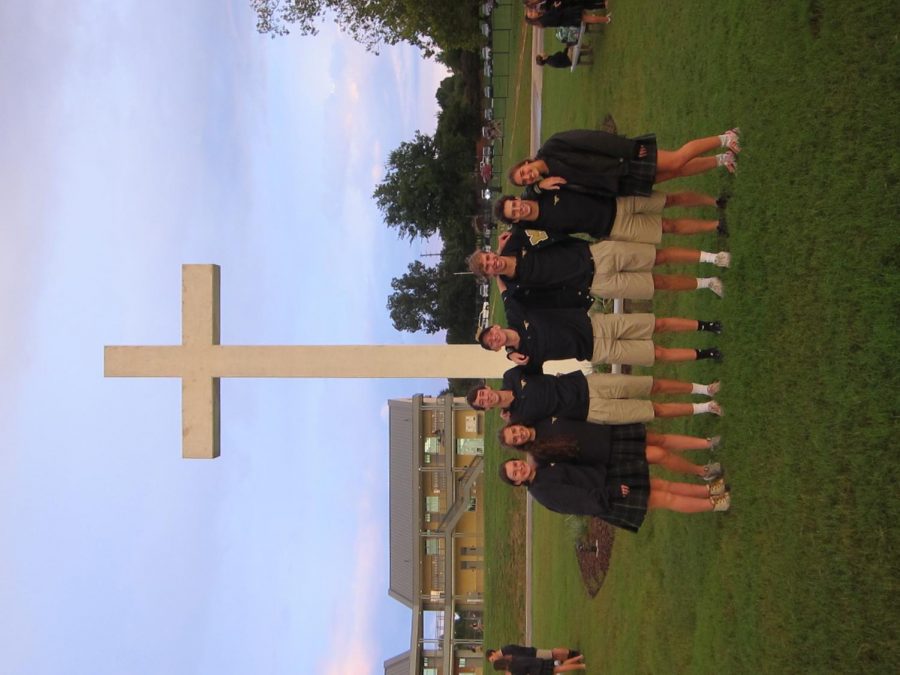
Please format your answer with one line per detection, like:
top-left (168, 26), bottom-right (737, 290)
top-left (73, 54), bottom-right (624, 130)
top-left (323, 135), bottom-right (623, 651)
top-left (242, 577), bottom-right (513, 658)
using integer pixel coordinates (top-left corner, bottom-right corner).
top-left (0, 2), bottom-right (452, 673)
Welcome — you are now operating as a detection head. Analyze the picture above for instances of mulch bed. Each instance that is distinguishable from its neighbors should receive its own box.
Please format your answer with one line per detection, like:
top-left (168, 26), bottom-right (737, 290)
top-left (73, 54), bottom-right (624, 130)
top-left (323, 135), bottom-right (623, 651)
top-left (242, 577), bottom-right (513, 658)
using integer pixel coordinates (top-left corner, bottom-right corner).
top-left (574, 518), bottom-right (617, 597)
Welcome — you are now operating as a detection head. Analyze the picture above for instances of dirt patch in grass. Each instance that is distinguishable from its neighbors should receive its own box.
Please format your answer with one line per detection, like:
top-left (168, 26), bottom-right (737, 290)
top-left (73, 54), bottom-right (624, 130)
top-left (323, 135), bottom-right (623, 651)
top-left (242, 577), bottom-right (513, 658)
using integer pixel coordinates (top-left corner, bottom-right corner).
top-left (574, 519), bottom-right (617, 597)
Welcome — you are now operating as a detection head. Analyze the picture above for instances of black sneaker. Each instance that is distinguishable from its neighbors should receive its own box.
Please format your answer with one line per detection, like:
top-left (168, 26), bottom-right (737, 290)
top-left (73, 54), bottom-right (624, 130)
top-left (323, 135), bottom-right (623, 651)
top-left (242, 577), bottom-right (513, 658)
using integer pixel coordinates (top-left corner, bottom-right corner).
top-left (698, 347), bottom-right (724, 362)
top-left (717, 216), bottom-right (729, 236)
top-left (716, 193), bottom-right (731, 210)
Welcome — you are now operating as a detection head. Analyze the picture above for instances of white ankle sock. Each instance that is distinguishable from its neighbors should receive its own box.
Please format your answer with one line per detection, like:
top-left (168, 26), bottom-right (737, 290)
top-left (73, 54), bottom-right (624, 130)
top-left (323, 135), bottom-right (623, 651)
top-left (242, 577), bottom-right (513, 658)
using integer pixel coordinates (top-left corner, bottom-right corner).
top-left (696, 277), bottom-right (715, 289)
top-left (691, 383), bottom-right (711, 396)
top-left (699, 251), bottom-right (717, 264)
top-left (715, 153), bottom-right (729, 166)
top-left (692, 402), bottom-right (712, 415)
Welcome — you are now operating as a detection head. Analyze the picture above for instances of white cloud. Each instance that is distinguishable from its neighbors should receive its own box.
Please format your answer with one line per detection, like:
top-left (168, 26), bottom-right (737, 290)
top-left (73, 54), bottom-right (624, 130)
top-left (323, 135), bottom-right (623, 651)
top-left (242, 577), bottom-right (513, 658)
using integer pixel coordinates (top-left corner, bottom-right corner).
top-left (318, 462), bottom-right (387, 675)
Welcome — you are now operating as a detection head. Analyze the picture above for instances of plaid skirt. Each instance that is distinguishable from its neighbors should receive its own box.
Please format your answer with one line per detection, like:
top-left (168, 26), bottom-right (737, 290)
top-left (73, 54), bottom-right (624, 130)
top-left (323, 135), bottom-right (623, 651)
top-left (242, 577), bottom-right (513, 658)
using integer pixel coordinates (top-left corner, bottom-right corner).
top-left (602, 423), bottom-right (650, 532)
top-left (616, 133), bottom-right (658, 198)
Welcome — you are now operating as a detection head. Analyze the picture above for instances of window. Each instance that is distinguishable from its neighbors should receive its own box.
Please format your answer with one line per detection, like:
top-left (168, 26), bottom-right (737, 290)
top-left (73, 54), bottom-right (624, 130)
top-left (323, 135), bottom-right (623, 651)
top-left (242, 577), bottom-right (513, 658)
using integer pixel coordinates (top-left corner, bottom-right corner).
top-left (456, 438), bottom-right (484, 455)
top-left (425, 539), bottom-right (441, 555)
top-left (425, 495), bottom-right (440, 513)
top-left (424, 436), bottom-right (441, 454)
top-left (467, 496), bottom-right (477, 512)
top-left (464, 413), bottom-right (480, 433)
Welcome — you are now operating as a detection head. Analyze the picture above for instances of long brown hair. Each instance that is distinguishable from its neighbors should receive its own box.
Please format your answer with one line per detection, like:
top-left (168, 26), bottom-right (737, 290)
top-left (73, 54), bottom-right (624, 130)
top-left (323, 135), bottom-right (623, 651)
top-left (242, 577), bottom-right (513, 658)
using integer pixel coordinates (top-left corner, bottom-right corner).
top-left (498, 423), bottom-right (580, 461)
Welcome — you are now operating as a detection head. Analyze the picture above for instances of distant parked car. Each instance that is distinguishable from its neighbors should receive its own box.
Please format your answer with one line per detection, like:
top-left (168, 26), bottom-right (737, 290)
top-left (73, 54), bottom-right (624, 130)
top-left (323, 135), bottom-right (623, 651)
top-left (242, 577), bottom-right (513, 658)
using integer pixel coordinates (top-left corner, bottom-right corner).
top-left (481, 46), bottom-right (492, 61)
top-left (482, 123), bottom-right (502, 140)
top-left (479, 162), bottom-right (493, 183)
top-left (478, 301), bottom-right (491, 330)
top-left (484, 85), bottom-right (493, 98)
top-left (480, 22), bottom-right (491, 38)
top-left (483, 62), bottom-right (492, 78)
top-left (483, 108), bottom-right (494, 121)
top-left (479, 2), bottom-right (494, 18)
top-left (482, 145), bottom-right (493, 161)
top-left (479, 280), bottom-right (490, 299)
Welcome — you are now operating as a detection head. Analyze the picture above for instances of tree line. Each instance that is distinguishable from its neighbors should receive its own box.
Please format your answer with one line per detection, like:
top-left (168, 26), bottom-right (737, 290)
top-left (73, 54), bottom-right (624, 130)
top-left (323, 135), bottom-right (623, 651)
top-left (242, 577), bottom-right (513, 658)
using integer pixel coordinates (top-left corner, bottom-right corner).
top-left (251, 2), bottom-right (489, 346)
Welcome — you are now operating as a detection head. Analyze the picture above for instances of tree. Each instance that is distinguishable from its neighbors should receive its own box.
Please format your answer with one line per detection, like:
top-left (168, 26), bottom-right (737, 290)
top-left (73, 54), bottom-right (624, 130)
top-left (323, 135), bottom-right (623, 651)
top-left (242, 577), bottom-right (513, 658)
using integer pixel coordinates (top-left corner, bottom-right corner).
top-left (248, 0), bottom-right (480, 54)
top-left (386, 261), bottom-right (442, 333)
top-left (386, 258), bottom-right (477, 336)
top-left (373, 131), bottom-right (473, 241)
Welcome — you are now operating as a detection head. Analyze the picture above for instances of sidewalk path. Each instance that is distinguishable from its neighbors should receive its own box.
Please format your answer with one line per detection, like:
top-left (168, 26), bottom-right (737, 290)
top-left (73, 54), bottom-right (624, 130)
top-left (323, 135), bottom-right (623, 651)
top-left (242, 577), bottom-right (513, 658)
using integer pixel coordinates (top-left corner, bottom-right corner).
top-left (523, 25), bottom-right (543, 646)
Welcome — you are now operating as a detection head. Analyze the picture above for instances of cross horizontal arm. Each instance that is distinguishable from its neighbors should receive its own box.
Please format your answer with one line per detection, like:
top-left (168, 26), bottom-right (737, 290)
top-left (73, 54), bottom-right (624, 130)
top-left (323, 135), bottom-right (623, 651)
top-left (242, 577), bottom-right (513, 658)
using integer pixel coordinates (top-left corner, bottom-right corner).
top-left (104, 344), bottom-right (514, 379)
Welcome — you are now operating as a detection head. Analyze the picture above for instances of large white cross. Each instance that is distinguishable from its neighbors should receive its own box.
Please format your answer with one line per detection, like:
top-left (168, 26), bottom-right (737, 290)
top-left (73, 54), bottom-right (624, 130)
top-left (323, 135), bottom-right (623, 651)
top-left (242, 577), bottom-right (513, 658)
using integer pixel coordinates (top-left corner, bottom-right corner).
top-left (105, 265), bottom-right (581, 459)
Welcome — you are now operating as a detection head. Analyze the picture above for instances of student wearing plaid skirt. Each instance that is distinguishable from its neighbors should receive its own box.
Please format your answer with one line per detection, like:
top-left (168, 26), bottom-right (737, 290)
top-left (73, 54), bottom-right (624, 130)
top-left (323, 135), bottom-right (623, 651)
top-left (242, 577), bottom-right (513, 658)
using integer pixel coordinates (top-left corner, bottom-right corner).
top-left (499, 423), bottom-right (731, 531)
top-left (499, 418), bottom-right (725, 483)
top-left (508, 128), bottom-right (741, 197)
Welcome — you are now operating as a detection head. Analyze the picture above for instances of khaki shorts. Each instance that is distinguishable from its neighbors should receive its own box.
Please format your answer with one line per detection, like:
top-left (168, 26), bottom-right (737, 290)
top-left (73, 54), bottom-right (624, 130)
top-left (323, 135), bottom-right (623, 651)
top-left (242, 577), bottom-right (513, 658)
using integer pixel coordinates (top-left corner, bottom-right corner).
top-left (585, 372), bottom-right (655, 423)
top-left (587, 398), bottom-right (656, 424)
top-left (589, 240), bottom-right (656, 300)
top-left (610, 191), bottom-right (667, 244)
top-left (590, 313), bottom-right (656, 366)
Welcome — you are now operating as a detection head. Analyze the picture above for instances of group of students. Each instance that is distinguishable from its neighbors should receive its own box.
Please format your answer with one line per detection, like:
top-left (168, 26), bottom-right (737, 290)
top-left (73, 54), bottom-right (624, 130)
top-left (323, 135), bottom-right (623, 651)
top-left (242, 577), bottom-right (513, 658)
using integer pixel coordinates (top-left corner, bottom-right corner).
top-left (465, 123), bottom-right (742, 594)
top-left (486, 644), bottom-right (585, 674)
top-left (524, 0), bottom-right (612, 28)
top-left (530, 0), bottom-right (611, 69)
top-left (473, 7), bottom-right (741, 673)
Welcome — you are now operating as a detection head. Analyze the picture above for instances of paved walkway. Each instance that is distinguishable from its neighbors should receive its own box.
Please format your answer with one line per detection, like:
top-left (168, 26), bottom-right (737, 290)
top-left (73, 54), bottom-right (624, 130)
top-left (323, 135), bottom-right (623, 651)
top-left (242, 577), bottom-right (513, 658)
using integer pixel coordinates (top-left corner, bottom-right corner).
top-left (523, 25), bottom-right (543, 646)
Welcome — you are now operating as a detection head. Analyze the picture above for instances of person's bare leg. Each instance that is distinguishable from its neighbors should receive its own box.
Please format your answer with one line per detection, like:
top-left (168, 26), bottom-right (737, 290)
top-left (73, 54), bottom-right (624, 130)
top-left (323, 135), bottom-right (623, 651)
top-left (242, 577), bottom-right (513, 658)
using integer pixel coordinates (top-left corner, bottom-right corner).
top-left (657, 137), bottom-right (722, 174)
top-left (661, 217), bottom-right (719, 236)
top-left (646, 431), bottom-right (713, 452)
top-left (654, 346), bottom-right (700, 362)
top-left (654, 317), bottom-right (700, 333)
top-left (664, 191), bottom-right (717, 209)
top-left (648, 483), bottom-right (714, 513)
top-left (663, 480), bottom-right (711, 497)
top-left (583, 13), bottom-right (611, 23)
top-left (657, 157), bottom-right (719, 183)
top-left (655, 247), bottom-right (702, 265)
top-left (650, 378), bottom-right (693, 394)
top-left (651, 402), bottom-right (695, 418)
top-left (653, 274), bottom-right (700, 291)
top-left (646, 445), bottom-right (706, 476)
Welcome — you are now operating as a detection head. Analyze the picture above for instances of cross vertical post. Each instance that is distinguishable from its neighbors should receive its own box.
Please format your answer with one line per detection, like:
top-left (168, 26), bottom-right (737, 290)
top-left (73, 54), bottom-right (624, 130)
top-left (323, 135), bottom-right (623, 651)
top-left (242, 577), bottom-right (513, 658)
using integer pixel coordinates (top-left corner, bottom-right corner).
top-left (104, 265), bottom-right (585, 459)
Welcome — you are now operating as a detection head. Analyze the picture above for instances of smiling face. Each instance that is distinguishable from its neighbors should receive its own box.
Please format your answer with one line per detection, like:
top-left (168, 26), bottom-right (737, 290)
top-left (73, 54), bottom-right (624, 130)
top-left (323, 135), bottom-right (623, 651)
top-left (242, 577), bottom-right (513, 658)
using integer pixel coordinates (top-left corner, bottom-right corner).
top-left (481, 325), bottom-right (507, 351)
top-left (511, 160), bottom-right (543, 186)
top-left (474, 387), bottom-right (501, 409)
top-left (476, 251), bottom-right (507, 277)
top-left (502, 197), bottom-right (534, 223)
top-left (503, 459), bottom-right (533, 485)
top-left (501, 424), bottom-right (534, 447)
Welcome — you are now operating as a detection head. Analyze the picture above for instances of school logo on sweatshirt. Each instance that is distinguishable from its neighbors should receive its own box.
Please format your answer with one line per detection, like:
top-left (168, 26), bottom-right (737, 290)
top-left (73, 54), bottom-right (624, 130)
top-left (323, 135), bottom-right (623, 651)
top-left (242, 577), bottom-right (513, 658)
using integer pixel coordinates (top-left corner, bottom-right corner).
top-left (524, 229), bottom-right (549, 246)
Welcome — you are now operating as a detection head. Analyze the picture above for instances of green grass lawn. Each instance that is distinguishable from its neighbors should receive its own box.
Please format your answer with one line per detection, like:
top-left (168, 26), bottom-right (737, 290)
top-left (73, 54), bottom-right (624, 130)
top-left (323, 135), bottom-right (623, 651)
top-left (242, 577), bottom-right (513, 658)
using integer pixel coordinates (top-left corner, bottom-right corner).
top-left (483, 1), bottom-right (900, 672)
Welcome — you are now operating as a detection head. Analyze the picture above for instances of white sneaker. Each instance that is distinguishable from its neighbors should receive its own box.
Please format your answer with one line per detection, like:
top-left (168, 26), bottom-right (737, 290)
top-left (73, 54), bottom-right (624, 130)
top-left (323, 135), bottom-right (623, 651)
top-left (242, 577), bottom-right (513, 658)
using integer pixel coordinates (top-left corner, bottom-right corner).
top-left (714, 252), bottom-right (731, 268)
top-left (722, 127), bottom-right (741, 153)
top-left (709, 400), bottom-right (725, 417)
top-left (710, 492), bottom-right (732, 512)
top-left (708, 277), bottom-right (725, 298)
top-left (708, 380), bottom-right (721, 397)
top-left (718, 150), bottom-right (738, 174)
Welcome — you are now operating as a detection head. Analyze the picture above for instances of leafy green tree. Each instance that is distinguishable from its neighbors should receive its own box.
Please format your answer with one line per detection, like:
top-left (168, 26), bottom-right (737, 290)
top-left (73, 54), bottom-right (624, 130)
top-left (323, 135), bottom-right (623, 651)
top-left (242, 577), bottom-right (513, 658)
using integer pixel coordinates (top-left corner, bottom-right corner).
top-left (386, 258), bottom-right (477, 336)
top-left (373, 131), bottom-right (473, 241)
top-left (386, 260), bottom-right (442, 333)
top-left (249, 0), bottom-right (480, 54)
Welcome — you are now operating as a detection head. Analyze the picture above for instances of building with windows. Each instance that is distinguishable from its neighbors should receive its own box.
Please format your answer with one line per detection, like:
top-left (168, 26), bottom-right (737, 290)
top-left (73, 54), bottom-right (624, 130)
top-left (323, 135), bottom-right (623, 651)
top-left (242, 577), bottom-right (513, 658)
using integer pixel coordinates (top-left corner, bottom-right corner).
top-left (384, 394), bottom-right (486, 675)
